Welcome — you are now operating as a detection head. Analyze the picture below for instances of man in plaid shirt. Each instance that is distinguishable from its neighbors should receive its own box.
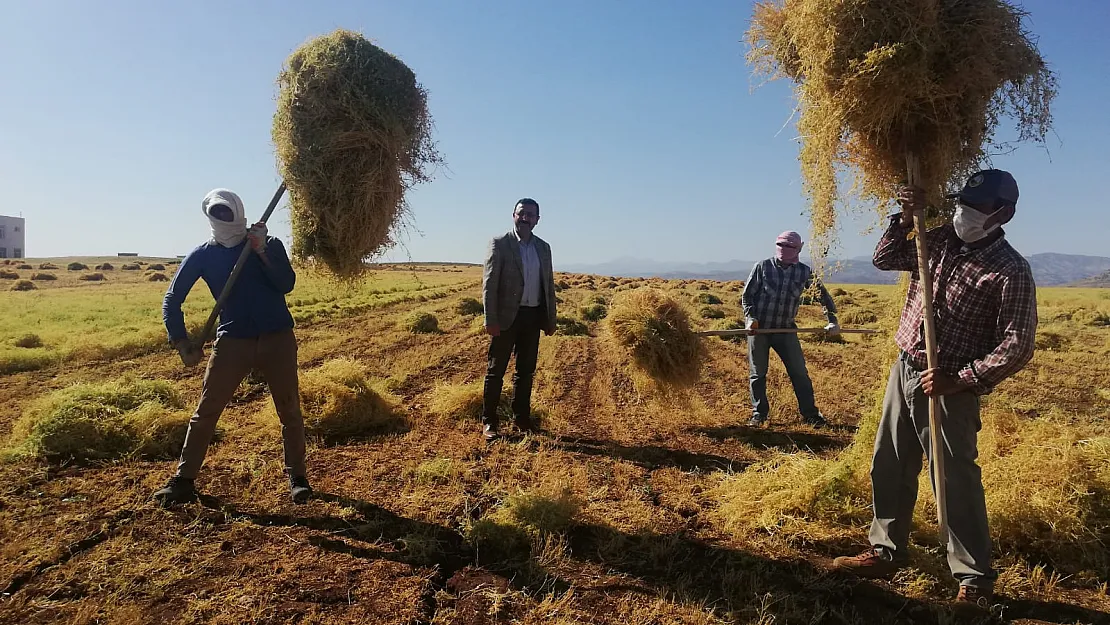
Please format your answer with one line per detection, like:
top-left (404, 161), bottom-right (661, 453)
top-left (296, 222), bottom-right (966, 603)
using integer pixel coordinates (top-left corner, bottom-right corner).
top-left (741, 231), bottom-right (840, 428)
top-left (834, 169), bottom-right (1038, 610)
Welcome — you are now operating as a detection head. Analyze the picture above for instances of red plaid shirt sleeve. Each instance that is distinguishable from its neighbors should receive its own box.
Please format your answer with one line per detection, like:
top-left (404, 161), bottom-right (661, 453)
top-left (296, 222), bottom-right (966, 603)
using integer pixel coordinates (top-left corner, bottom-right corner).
top-left (955, 265), bottom-right (1038, 394)
top-left (872, 214), bottom-right (948, 272)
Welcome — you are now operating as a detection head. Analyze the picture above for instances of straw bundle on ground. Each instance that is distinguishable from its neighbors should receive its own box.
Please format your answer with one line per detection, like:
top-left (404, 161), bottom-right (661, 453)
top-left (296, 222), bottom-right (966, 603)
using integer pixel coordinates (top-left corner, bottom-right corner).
top-left (3, 378), bottom-right (190, 463)
top-left (746, 0), bottom-right (1056, 254)
top-left (271, 358), bottom-right (406, 443)
top-left (273, 29), bottom-right (441, 279)
top-left (604, 289), bottom-right (703, 386)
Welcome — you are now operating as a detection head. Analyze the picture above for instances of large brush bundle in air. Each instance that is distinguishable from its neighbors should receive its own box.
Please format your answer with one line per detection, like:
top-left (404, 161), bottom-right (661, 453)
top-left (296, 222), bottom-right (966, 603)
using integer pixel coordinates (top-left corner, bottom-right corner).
top-left (273, 29), bottom-right (441, 278)
top-left (746, 0), bottom-right (1056, 248)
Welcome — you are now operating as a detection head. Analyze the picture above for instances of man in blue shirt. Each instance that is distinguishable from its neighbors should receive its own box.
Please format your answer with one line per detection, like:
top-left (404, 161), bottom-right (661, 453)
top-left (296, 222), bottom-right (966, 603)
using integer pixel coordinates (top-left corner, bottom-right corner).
top-left (741, 231), bottom-right (840, 428)
top-left (153, 188), bottom-right (311, 506)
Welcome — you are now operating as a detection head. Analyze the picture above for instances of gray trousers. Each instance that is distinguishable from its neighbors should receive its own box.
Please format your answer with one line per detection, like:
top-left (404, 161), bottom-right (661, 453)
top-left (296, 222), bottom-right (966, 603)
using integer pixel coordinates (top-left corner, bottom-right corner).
top-left (747, 333), bottom-right (819, 420)
top-left (868, 353), bottom-right (995, 589)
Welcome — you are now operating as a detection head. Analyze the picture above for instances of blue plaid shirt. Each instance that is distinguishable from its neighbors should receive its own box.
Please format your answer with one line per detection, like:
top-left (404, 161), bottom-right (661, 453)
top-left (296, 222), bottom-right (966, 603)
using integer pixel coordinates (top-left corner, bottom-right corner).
top-left (741, 259), bottom-right (838, 329)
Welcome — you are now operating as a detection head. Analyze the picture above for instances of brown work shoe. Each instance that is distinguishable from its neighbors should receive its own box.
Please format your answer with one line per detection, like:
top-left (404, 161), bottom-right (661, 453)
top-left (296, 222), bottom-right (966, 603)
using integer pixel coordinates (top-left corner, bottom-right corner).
top-left (832, 547), bottom-right (900, 578)
top-left (953, 585), bottom-right (993, 612)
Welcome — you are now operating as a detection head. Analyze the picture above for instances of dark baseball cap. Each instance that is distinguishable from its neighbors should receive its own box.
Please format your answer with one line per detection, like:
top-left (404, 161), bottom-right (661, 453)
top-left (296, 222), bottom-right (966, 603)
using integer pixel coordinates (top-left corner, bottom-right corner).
top-left (947, 169), bottom-right (1019, 207)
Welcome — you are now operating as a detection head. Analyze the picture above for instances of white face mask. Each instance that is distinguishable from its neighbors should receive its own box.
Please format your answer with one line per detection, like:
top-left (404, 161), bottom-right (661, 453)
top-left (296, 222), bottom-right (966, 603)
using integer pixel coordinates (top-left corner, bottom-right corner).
top-left (953, 203), bottom-right (1000, 243)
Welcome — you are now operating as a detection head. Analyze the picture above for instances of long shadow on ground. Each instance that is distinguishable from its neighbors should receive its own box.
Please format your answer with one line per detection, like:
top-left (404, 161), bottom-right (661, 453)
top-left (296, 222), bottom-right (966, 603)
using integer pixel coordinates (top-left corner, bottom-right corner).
top-left (192, 491), bottom-right (1110, 625)
top-left (691, 424), bottom-right (847, 454)
top-left (524, 434), bottom-right (748, 473)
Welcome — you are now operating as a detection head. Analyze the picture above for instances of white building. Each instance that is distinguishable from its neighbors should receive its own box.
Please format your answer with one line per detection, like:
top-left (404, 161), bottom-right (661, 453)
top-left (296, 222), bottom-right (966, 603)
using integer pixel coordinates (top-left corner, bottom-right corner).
top-left (0, 215), bottom-right (26, 259)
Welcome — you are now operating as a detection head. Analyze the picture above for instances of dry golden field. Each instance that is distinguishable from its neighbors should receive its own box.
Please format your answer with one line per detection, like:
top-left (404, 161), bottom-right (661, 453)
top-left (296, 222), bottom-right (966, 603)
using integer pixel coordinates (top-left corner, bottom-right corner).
top-left (1, 259), bottom-right (1108, 624)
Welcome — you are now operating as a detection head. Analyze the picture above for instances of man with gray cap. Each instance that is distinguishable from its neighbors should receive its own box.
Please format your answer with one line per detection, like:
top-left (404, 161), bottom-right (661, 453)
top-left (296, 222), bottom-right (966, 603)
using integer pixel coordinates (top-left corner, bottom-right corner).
top-left (741, 230), bottom-right (840, 428)
top-left (833, 169), bottom-right (1038, 610)
top-left (153, 188), bottom-right (312, 507)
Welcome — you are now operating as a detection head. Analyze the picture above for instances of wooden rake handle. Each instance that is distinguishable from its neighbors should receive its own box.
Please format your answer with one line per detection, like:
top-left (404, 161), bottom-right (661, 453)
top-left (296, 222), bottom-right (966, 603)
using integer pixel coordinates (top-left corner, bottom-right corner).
top-left (695, 327), bottom-right (881, 337)
top-left (906, 152), bottom-right (949, 545)
top-left (190, 182), bottom-right (287, 352)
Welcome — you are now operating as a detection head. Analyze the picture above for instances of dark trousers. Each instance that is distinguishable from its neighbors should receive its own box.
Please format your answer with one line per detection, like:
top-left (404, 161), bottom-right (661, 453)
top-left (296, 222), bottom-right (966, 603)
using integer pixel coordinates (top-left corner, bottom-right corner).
top-left (483, 306), bottom-right (543, 427)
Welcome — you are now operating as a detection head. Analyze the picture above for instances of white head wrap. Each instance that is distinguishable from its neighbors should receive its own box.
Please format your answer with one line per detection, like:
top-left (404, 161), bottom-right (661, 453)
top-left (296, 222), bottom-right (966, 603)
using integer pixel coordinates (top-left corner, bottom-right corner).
top-left (201, 189), bottom-right (247, 247)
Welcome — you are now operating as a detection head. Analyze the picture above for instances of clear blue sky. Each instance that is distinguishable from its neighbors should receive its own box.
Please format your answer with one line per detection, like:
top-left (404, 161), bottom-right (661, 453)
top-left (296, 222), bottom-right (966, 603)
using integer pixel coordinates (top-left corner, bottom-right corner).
top-left (1, 0), bottom-right (1107, 266)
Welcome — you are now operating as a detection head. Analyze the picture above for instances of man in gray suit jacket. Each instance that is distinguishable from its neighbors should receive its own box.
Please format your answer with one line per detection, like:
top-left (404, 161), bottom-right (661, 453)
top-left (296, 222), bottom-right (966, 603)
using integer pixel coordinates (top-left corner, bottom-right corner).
top-left (481, 198), bottom-right (558, 442)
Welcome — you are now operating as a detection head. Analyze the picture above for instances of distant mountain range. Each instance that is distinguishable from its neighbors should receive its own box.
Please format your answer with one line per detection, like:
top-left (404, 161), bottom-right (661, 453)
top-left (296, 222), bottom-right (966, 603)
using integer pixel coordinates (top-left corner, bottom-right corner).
top-left (1071, 269), bottom-right (1110, 288)
top-left (557, 253), bottom-right (1110, 287)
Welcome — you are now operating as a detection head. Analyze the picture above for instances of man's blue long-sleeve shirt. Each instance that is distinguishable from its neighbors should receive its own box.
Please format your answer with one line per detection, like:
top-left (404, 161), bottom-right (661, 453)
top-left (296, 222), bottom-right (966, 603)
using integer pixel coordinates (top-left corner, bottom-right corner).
top-left (163, 237), bottom-right (297, 343)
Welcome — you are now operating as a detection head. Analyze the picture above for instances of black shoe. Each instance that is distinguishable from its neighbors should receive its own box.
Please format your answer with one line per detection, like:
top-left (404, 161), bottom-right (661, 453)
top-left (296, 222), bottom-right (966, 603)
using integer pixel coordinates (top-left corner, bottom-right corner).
top-left (802, 413), bottom-right (828, 429)
top-left (482, 424), bottom-right (501, 443)
top-left (513, 415), bottom-right (541, 434)
top-left (748, 415), bottom-right (767, 427)
top-left (290, 475), bottom-right (313, 504)
top-left (153, 476), bottom-right (197, 507)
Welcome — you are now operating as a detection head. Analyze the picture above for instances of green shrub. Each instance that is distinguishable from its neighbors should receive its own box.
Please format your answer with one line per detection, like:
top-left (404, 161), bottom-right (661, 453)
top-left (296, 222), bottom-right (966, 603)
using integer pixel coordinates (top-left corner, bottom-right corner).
top-left (455, 297), bottom-right (483, 316)
top-left (694, 293), bottom-right (723, 305)
top-left (405, 312), bottom-right (440, 333)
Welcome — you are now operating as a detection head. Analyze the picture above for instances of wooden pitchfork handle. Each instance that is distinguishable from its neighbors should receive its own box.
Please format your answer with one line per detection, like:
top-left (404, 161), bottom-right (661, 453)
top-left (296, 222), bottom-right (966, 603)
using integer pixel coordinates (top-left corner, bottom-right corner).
top-left (190, 182), bottom-right (287, 353)
top-left (906, 152), bottom-right (949, 545)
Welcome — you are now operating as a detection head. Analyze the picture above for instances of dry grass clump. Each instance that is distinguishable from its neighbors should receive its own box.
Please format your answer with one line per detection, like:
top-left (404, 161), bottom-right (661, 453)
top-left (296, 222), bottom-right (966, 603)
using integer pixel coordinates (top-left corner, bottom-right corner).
top-left (405, 312), bottom-right (440, 334)
top-left (694, 293), bottom-right (722, 305)
top-left (455, 297), bottom-right (483, 316)
top-left (17, 263), bottom-right (32, 270)
top-left (147, 272), bottom-right (168, 282)
top-left (273, 28), bottom-right (442, 279)
top-left (147, 263), bottom-right (165, 271)
top-left (700, 306), bottom-right (726, 320)
top-left (0, 269), bottom-right (18, 280)
top-left (12, 334), bottom-right (43, 349)
top-left (1034, 331), bottom-right (1069, 351)
top-left (31, 272), bottom-right (57, 281)
top-left (840, 309), bottom-right (879, 325)
top-left (79, 272), bottom-right (106, 281)
top-left (746, 0), bottom-right (1056, 256)
top-left (469, 487), bottom-right (582, 558)
top-left (979, 412), bottom-right (1110, 575)
top-left (121, 263), bottom-right (141, 271)
top-left (428, 381), bottom-right (510, 422)
top-left (3, 378), bottom-right (189, 463)
top-left (605, 288), bottom-right (704, 386)
top-left (555, 279), bottom-right (571, 291)
top-left (10, 279), bottom-right (36, 291)
top-left (580, 302), bottom-right (608, 322)
top-left (67, 262), bottom-right (89, 271)
top-left (278, 358), bottom-right (406, 443)
top-left (38, 262), bottom-right (58, 270)
top-left (94, 263), bottom-right (114, 271)
top-left (555, 316), bottom-right (590, 337)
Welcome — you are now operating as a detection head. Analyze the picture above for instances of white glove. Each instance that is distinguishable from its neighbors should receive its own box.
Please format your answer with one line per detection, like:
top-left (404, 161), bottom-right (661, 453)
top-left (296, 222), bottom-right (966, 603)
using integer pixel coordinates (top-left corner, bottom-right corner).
top-left (247, 222), bottom-right (268, 253)
top-left (745, 318), bottom-right (759, 330)
top-left (824, 322), bottom-right (840, 336)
